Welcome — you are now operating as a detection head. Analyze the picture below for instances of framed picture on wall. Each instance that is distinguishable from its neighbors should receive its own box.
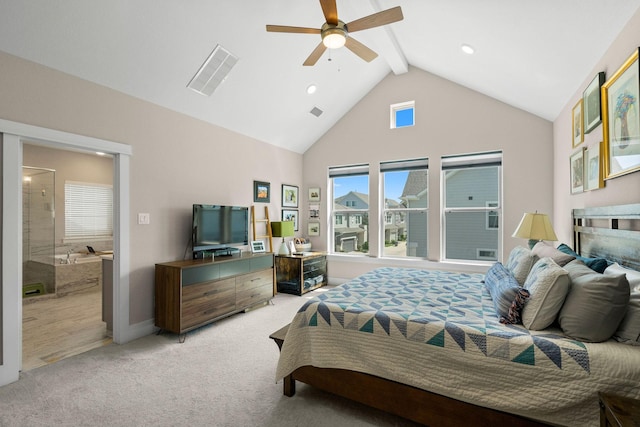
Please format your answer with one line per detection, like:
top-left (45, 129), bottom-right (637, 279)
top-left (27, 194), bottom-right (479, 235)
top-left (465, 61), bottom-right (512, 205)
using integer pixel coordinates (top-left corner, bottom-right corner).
top-left (585, 141), bottom-right (605, 191)
top-left (570, 148), bottom-right (585, 194)
top-left (253, 180), bottom-right (270, 203)
top-left (308, 187), bottom-right (320, 202)
top-left (308, 222), bottom-right (320, 236)
top-left (583, 72), bottom-right (605, 134)
top-left (602, 47), bottom-right (640, 179)
top-left (282, 209), bottom-right (299, 231)
top-left (572, 99), bottom-right (584, 148)
top-left (282, 184), bottom-right (299, 207)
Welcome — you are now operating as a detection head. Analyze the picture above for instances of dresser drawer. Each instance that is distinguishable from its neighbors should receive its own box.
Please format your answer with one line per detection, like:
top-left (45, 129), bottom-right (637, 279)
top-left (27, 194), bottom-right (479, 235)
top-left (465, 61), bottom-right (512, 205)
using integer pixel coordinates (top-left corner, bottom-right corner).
top-left (182, 277), bottom-right (235, 303)
top-left (182, 279), bottom-right (235, 329)
top-left (236, 269), bottom-right (273, 292)
top-left (236, 281), bottom-right (273, 308)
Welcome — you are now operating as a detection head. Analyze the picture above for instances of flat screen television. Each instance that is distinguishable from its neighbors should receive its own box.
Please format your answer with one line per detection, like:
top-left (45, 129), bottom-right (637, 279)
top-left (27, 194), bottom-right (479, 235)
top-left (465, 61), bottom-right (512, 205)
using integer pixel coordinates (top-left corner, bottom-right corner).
top-left (192, 204), bottom-right (249, 257)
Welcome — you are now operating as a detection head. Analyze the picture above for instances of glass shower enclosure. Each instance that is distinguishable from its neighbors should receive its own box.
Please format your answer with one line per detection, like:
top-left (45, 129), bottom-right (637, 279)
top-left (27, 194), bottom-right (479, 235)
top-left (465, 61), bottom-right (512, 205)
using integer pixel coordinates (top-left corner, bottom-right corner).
top-left (22, 166), bottom-right (56, 297)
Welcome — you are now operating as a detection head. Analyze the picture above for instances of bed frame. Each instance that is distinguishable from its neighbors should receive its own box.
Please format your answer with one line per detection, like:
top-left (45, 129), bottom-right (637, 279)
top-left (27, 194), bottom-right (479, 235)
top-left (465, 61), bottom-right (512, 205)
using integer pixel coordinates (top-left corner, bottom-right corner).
top-left (271, 203), bottom-right (640, 427)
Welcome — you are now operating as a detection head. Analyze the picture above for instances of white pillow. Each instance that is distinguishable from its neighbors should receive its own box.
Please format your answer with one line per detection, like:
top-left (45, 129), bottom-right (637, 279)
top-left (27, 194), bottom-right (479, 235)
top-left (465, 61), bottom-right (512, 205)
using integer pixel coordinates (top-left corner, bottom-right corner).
top-left (605, 263), bottom-right (640, 291)
top-left (521, 257), bottom-right (570, 330)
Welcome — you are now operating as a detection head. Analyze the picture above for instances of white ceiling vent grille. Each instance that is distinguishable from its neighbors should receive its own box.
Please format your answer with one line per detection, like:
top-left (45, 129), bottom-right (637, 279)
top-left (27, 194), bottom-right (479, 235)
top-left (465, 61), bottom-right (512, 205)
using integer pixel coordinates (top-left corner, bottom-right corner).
top-left (187, 44), bottom-right (238, 96)
top-left (310, 107), bottom-right (323, 117)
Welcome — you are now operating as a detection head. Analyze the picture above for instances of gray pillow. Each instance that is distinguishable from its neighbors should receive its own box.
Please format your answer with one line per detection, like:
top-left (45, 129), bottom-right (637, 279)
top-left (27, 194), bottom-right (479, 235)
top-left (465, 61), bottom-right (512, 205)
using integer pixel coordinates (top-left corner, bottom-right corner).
top-left (605, 263), bottom-right (640, 344)
top-left (558, 260), bottom-right (630, 342)
top-left (532, 242), bottom-right (575, 267)
top-left (505, 246), bottom-right (538, 285)
top-left (614, 290), bottom-right (640, 345)
top-left (522, 257), bottom-right (569, 330)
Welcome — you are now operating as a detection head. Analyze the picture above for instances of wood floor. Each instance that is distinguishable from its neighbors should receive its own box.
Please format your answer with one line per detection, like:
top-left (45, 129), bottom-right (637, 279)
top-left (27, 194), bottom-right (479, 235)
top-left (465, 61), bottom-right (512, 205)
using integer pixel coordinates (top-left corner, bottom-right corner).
top-left (22, 285), bottom-right (112, 371)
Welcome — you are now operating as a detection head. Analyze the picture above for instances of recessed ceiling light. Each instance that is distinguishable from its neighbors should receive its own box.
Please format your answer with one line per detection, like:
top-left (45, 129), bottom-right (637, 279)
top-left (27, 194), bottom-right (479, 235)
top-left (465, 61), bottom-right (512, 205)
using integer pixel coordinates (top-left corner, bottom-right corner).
top-left (461, 44), bottom-right (475, 55)
top-left (96, 151), bottom-right (106, 156)
top-left (306, 84), bottom-right (317, 95)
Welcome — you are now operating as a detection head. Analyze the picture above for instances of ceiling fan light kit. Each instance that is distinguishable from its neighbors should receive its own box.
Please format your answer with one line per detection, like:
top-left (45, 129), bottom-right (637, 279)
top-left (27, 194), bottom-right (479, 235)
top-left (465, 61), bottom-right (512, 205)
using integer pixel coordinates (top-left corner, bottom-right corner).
top-left (266, 0), bottom-right (403, 66)
top-left (321, 21), bottom-right (347, 49)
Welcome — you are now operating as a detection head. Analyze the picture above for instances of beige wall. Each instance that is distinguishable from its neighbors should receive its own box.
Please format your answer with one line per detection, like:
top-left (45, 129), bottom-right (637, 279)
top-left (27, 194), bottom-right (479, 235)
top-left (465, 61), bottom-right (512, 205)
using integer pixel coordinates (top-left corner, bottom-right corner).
top-left (553, 8), bottom-right (640, 242)
top-left (1, 51), bottom-right (302, 325)
top-left (303, 66), bottom-right (554, 279)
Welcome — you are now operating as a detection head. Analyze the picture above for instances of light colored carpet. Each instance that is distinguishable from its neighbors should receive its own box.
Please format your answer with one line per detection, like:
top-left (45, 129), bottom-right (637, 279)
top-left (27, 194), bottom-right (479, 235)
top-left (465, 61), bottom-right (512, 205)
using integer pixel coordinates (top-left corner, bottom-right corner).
top-left (1, 290), bottom-right (420, 427)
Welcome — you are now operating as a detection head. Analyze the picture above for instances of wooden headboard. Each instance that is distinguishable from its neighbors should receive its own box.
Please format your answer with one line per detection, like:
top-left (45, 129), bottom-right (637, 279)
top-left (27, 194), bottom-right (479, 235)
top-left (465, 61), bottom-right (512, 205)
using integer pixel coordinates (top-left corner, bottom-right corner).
top-left (573, 203), bottom-right (640, 271)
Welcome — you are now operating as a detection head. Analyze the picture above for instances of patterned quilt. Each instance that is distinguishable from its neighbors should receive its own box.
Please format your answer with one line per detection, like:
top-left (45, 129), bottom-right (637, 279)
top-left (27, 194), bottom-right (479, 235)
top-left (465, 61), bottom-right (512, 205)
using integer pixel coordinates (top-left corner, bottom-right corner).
top-left (276, 267), bottom-right (640, 427)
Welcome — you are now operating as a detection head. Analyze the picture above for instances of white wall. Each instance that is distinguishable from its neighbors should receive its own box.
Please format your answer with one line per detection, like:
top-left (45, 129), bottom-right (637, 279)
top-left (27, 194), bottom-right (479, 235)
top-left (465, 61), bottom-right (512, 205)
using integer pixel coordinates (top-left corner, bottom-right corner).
top-left (303, 66), bottom-right (554, 280)
top-left (0, 50), bottom-right (302, 329)
top-left (553, 8), bottom-right (640, 242)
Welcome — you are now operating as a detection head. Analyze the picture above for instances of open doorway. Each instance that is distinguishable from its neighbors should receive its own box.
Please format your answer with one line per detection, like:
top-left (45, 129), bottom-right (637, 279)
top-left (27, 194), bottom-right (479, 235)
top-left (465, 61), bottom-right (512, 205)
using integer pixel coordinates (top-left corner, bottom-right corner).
top-left (1, 121), bottom-right (132, 386)
top-left (21, 144), bottom-right (114, 370)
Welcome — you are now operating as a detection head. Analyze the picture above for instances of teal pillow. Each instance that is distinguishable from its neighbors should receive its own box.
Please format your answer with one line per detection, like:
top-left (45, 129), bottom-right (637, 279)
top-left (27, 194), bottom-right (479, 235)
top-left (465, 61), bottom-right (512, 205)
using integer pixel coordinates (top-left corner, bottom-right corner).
top-left (557, 243), bottom-right (608, 273)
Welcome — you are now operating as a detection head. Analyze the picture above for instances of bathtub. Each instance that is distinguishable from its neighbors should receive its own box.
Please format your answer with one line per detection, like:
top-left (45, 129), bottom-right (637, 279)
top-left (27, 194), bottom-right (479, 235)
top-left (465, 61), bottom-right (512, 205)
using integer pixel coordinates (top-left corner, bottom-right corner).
top-left (53, 252), bottom-right (106, 295)
top-left (54, 253), bottom-right (103, 264)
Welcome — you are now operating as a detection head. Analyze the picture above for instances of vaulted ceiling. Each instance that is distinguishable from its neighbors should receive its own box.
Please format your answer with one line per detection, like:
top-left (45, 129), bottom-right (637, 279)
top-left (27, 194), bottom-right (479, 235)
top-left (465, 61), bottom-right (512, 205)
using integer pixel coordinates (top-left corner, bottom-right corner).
top-left (1, 1), bottom-right (639, 153)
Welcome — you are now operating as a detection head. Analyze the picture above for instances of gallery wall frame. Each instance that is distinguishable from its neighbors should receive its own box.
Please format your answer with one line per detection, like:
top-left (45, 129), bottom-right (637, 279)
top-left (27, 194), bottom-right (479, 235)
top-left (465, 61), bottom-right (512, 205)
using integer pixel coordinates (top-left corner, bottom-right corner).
top-left (583, 72), bottom-right (605, 134)
top-left (253, 180), bottom-right (270, 203)
top-left (308, 222), bottom-right (320, 236)
top-left (282, 184), bottom-right (299, 208)
top-left (308, 187), bottom-right (320, 202)
top-left (585, 141), bottom-right (605, 191)
top-left (602, 47), bottom-right (640, 180)
top-left (570, 147), bottom-right (585, 194)
top-left (572, 99), bottom-right (584, 148)
top-left (282, 209), bottom-right (299, 231)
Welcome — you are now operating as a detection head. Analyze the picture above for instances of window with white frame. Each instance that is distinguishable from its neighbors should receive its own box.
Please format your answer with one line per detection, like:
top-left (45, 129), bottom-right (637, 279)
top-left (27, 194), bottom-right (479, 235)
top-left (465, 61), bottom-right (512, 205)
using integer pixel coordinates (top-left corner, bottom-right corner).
top-left (330, 164), bottom-right (369, 255)
top-left (442, 151), bottom-right (502, 262)
top-left (390, 101), bottom-right (415, 129)
top-left (381, 158), bottom-right (428, 258)
top-left (486, 201), bottom-right (499, 230)
top-left (65, 181), bottom-right (113, 239)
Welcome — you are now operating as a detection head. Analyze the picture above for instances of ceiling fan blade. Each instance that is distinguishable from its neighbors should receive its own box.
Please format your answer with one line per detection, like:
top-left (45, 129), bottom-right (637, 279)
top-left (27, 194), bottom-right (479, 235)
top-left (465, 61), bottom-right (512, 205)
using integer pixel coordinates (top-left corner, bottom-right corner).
top-left (346, 6), bottom-right (404, 33)
top-left (266, 25), bottom-right (320, 34)
top-left (320, 0), bottom-right (338, 25)
top-left (344, 37), bottom-right (378, 62)
top-left (303, 42), bottom-right (327, 66)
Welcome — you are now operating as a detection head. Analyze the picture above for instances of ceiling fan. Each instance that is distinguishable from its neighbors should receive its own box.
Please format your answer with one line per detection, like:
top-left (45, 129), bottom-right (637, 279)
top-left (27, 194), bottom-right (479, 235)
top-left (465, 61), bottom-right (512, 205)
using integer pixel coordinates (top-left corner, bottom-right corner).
top-left (266, 0), bottom-right (404, 66)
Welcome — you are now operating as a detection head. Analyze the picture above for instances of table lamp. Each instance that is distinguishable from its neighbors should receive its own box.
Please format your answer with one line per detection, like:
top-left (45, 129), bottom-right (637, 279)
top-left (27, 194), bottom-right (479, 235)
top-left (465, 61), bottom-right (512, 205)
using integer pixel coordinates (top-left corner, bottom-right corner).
top-left (271, 221), bottom-right (295, 255)
top-left (512, 212), bottom-right (558, 249)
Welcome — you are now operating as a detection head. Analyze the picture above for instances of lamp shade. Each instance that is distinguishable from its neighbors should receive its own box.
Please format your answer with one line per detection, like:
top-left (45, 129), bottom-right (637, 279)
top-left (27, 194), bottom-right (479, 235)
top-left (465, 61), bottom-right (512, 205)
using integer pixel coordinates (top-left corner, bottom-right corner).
top-left (512, 212), bottom-right (558, 241)
top-left (271, 221), bottom-right (294, 238)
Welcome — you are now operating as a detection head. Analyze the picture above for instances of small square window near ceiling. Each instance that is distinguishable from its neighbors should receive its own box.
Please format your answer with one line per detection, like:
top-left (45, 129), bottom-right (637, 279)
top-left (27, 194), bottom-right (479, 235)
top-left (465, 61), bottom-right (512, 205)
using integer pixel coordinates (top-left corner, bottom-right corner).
top-left (390, 101), bottom-right (415, 129)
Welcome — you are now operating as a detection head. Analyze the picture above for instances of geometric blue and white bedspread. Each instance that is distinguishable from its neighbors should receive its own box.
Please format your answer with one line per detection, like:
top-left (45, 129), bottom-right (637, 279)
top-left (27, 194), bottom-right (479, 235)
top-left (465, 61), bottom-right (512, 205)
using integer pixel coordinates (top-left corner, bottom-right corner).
top-left (276, 267), bottom-right (640, 427)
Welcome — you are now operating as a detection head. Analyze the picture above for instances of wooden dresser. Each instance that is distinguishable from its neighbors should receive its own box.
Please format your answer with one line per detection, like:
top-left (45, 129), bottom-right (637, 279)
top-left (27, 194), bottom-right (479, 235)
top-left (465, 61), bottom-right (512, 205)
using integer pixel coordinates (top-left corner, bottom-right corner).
top-left (155, 252), bottom-right (274, 334)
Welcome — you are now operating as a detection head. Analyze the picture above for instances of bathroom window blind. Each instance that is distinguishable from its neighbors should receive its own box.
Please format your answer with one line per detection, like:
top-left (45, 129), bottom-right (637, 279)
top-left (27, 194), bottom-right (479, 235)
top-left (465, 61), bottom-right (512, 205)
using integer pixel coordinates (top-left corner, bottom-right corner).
top-left (64, 181), bottom-right (113, 239)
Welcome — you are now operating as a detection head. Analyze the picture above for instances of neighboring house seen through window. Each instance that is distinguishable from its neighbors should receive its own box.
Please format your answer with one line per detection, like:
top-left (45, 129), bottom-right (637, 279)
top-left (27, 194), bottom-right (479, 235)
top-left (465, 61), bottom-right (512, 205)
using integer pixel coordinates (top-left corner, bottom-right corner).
top-left (381, 158), bottom-right (428, 258)
top-left (442, 151), bottom-right (502, 262)
top-left (330, 164), bottom-right (370, 254)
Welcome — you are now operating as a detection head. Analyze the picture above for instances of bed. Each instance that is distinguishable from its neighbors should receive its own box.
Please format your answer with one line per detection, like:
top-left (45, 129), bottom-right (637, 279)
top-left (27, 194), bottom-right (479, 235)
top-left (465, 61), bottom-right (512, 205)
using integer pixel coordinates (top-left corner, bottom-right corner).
top-left (274, 204), bottom-right (640, 427)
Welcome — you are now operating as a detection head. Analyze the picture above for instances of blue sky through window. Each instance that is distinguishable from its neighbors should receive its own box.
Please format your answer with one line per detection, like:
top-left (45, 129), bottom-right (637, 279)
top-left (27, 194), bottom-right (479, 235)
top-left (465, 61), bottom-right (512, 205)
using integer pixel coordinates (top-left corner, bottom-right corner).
top-left (334, 171), bottom-right (409, 202)
top-left (395, 107), bottom-right (414, 127)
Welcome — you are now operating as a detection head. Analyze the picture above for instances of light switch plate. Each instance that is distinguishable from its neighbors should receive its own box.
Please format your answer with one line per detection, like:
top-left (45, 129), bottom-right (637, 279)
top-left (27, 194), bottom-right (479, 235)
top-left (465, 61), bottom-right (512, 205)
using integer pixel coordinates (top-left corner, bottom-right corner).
top-left (138, 213), bottom-right (150, 225)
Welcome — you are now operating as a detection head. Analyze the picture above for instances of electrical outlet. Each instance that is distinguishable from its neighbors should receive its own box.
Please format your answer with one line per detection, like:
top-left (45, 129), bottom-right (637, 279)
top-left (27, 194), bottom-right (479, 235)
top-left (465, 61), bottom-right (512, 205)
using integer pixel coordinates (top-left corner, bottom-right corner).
top-left (138, 213), bottom-right (150, 225)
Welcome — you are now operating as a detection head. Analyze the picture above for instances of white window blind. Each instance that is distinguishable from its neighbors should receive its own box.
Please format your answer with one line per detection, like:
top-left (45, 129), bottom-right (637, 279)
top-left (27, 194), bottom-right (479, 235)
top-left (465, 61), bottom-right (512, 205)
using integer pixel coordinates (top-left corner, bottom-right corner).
top-left (65, 181), bottom-right (113, 239)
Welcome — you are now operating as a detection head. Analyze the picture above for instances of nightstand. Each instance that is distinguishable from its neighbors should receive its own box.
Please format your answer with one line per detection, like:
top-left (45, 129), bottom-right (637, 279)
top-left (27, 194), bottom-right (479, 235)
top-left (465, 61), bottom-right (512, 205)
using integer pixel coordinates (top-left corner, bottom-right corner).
top-left (274, 252), bottom-right (327, 295)
top-left (599, 392), bottom-right (640, 426)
